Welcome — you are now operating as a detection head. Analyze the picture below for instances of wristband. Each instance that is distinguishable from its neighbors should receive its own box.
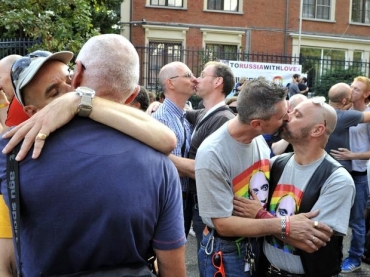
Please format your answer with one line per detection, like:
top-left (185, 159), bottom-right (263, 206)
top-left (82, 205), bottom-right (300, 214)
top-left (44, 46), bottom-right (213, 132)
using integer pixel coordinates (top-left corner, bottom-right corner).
top-left (0, 102), bottom-right (9, 108)
top-left (281, 216), bottom-right (287, 239)
top-left (255, 208), bottom-right (274, 219)
top-left (286, 216), bottom-right (290, 238)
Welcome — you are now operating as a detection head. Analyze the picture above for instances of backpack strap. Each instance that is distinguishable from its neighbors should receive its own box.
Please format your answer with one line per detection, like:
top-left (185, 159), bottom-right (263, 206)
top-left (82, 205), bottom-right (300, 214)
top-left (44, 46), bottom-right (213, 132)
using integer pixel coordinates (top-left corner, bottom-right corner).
top-left (194, 106), bottom-right (233, 132)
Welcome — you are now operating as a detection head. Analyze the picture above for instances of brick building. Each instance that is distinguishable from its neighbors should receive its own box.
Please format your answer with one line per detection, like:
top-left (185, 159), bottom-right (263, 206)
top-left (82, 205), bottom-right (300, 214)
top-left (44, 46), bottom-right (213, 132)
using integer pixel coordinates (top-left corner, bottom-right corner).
top-left (120, 0), bottom-right (370, 91)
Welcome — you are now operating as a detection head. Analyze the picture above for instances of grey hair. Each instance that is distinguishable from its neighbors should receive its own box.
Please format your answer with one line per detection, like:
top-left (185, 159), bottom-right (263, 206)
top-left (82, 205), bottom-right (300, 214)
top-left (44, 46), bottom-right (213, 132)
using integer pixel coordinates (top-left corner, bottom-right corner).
top-left (76, 34), bottom-right (139, 103)
top-left (237, 79), bottom-right (287, 124)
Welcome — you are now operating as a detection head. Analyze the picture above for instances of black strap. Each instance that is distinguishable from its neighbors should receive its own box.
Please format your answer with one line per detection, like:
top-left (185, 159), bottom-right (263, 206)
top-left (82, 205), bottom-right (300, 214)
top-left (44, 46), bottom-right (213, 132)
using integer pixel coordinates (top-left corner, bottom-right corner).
top-left (268, 153), bottom-right (294, 201)
top-left (6, 143), bottom-right (22, 277)
top-left (194, 106), bottom-right (233, 133)
top-left (181, 117), bottom-right (187, 158)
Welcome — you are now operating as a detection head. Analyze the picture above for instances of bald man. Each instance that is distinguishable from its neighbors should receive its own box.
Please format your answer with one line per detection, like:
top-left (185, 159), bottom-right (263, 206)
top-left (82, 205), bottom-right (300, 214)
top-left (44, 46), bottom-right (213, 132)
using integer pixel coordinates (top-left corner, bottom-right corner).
top-left (234, 97), bottom-right (355, 276)
top-left (325, 82), bottom-right (370, 172)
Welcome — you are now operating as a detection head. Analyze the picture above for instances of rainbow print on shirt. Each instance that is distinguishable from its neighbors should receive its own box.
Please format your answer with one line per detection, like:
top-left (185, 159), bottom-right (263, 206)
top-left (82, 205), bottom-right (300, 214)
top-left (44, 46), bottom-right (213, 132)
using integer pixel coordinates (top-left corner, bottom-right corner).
top-left (268, 183), bottom-right (304, 253)
top-left (232, 159), bottom-right (270, 208)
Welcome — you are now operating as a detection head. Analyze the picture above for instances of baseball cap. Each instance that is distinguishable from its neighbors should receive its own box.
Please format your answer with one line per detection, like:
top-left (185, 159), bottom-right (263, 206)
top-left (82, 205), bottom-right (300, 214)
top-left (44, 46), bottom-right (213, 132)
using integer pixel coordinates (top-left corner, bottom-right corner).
top-left (11, 51), bottom-right (74, 106)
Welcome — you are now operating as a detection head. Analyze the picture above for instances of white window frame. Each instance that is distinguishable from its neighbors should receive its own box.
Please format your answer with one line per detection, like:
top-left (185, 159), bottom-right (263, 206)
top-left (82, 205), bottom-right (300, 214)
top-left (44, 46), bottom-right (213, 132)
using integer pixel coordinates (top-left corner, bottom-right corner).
top-left (350, 0), bottom-right (370, 25)
top-left (203, 0), bottom-right (243, 13)
top-left (146, 0), bottom-right (187, 9)
top-left (302, 0), bottom-right (336, 21)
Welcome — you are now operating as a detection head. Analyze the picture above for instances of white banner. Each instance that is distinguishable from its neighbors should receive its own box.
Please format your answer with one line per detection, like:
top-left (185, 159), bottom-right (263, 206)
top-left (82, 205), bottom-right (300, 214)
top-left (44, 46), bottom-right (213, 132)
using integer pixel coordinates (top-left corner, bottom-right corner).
top-left (220, 60), bottom-right (302, 87)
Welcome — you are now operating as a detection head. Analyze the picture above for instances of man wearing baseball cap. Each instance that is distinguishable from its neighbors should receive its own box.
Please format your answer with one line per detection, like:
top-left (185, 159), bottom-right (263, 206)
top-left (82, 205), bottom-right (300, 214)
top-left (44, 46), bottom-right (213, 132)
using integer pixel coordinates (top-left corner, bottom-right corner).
top-left (11, 50), bottom-right (74, 116)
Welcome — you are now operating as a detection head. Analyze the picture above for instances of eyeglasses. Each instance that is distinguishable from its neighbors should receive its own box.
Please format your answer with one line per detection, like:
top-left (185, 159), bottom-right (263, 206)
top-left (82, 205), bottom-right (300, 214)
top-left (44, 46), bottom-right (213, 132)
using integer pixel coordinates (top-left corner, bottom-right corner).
top-left (200, 71), bottom-right (217, 79)
top-left (312, 96), bottom-right (327, 127)
top-left (11, 50), bottom-right (52, 89)
top-left (169, 72), bottom-right (194, 79)
top-left (212, 251), bottom-right (225, 277)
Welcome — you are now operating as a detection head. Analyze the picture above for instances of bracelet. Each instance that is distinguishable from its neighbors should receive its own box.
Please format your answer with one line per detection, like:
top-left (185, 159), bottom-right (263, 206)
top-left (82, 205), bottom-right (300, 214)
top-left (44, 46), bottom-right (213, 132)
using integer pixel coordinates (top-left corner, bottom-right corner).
top-left (281, 216), bottom-right (287, 239)
top-left (255, 208), bottom-right (274, 219)
top-left (0, 102), bottom-right (9, 108)
top-left (286, 216), bottom-right (290, 238)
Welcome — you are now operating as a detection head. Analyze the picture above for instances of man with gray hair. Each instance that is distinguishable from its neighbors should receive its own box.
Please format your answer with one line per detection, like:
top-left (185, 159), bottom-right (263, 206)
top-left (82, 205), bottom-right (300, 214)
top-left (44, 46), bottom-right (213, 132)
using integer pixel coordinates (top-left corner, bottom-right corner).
top-left (0, 34), bottom-right (186, 276)
top-left (195, 80), bottom-right (333, 277)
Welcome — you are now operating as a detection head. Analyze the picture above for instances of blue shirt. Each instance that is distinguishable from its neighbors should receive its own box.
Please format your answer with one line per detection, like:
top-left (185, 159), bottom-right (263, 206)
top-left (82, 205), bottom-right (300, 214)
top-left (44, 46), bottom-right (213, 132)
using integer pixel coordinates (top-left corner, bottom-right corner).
top-left (152, 98), bottom-right (193, 192)
top-left (0, 117), bottom-right (186, 276)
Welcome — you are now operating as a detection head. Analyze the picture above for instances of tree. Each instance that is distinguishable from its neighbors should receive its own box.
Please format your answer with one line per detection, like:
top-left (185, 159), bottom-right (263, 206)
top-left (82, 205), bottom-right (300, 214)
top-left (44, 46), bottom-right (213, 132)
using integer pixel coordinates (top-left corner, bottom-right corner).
top-left (0, 0), bottom-right (122, 55)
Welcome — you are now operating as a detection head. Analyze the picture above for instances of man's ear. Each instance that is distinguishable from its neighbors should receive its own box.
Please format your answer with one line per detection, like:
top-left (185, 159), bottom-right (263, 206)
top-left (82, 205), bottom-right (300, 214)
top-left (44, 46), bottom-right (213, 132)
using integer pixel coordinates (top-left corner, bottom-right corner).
top-left (250, 119), bottom-right (262, 130)
top-left (23, 105), bottom-right (38, 117)
top-left (311, 124), bottom-right (326, 137)
top-left (71, 61), bottom-right (84, 89)
top-left (124, 85), bottom-right (140, 105)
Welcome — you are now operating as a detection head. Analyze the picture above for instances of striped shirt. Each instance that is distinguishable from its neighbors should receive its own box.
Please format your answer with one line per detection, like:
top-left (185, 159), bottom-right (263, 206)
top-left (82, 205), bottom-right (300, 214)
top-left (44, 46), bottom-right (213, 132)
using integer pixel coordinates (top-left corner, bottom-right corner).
top-left (152, 98), bottom-right (193, 192)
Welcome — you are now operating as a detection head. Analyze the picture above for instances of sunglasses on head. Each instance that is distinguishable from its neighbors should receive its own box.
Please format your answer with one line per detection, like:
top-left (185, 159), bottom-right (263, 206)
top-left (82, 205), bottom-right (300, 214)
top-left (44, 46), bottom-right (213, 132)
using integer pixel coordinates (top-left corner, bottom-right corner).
top-left (212, 251), bottom-right (225, 277)
top-left (311, 96), bottom-right (327, 127)
top-left (311, 96), bottom-right (326, 105)
top-left (11, 50), bottom-right (52, 90)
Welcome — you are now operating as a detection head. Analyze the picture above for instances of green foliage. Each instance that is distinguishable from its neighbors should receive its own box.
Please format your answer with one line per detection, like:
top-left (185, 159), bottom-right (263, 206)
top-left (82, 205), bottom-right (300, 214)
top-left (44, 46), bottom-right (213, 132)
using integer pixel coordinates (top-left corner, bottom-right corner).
top-left (313, 67), bottom-right (363, 97)
top-left (0, 0), bottom-right (122, 55)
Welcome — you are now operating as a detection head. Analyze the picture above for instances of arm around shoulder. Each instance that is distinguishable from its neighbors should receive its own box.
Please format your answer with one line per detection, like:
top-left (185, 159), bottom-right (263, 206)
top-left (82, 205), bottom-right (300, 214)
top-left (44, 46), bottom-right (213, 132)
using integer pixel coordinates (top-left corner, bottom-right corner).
top-left (89, 97), bottom-right (177, 155)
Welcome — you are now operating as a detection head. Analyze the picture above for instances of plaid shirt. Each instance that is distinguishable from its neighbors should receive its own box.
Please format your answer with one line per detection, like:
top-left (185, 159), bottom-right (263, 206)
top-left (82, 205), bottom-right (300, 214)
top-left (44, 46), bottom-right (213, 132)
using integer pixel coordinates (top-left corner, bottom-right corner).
top-left (152, 98), bottom-right (193, 192)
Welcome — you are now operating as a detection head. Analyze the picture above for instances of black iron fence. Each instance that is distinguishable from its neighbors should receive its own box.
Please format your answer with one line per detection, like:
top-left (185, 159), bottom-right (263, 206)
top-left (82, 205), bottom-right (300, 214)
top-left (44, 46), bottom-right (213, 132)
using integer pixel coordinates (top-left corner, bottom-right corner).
top-left (2, 38), bottom-right (369, 99)
top-left (0, 38), bottom-right (41, 58)
top-left (136, 45), bottom-right (370, 99)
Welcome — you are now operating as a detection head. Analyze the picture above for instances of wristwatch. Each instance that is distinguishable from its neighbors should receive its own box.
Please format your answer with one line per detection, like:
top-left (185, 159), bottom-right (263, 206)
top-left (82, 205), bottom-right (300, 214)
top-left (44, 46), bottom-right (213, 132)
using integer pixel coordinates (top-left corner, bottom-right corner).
top-left (76, 86), bottom-right (95, 117)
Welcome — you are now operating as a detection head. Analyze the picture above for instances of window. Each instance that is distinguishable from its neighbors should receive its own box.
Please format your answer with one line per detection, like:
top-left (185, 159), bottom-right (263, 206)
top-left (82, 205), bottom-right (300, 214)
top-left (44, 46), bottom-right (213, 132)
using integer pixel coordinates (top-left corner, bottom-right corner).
top-left (205, 44), bottom-right (238, 61)
top-left (351, 0), bottom-right (370, 23)
top-left (148, 42), bottom-right (183, 87)
top-left (207, 0), bottom-right (239, 12)
top-left (150, 0), bottom-right (183, 7)
top-left (303, 0), bottom-right (331, 20)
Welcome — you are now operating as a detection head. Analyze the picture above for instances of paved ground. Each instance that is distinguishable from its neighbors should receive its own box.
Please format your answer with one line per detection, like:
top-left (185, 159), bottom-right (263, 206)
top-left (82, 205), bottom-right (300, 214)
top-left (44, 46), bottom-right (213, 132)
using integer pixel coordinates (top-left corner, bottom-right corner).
top-left (185, 230), bottom-right (370, 277)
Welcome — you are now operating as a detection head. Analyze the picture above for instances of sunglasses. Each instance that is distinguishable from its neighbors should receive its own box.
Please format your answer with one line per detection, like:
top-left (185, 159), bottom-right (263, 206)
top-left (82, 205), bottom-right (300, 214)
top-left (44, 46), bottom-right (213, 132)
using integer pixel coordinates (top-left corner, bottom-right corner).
top-left (169, 72), bottom-right (194, 79)
top-left (311, 96), bottom-right (326, 105)
top-left (212, 251), bottom-right (225, 277)
top-left (311, 96), bottom-right (327, 126)
top-left (11, 50), bottom-right (52, 90)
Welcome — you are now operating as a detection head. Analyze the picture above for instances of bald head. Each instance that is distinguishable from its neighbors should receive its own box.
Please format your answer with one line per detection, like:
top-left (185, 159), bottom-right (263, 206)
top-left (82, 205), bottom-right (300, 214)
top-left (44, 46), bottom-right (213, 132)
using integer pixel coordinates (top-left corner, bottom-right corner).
top-left (0, 54), bottom-right (22, 100)
top-left (328, 83), bottom-right (352, 105)
top-left (158, 61), bottom-right (189, 91)
top-left (299, 98), bottom-right (337, 136)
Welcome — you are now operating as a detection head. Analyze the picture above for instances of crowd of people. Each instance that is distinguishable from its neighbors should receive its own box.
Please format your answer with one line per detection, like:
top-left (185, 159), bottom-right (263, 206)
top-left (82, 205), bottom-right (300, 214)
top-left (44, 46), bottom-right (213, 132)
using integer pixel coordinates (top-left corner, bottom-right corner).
top-left (0, 34), bottom-right (369, 277)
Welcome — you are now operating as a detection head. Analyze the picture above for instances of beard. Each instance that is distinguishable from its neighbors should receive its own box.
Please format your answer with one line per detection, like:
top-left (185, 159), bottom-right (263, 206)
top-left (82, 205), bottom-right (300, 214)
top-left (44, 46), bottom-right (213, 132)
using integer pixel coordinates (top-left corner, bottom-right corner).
top-left (280, 123), bottom-right (311, 142)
